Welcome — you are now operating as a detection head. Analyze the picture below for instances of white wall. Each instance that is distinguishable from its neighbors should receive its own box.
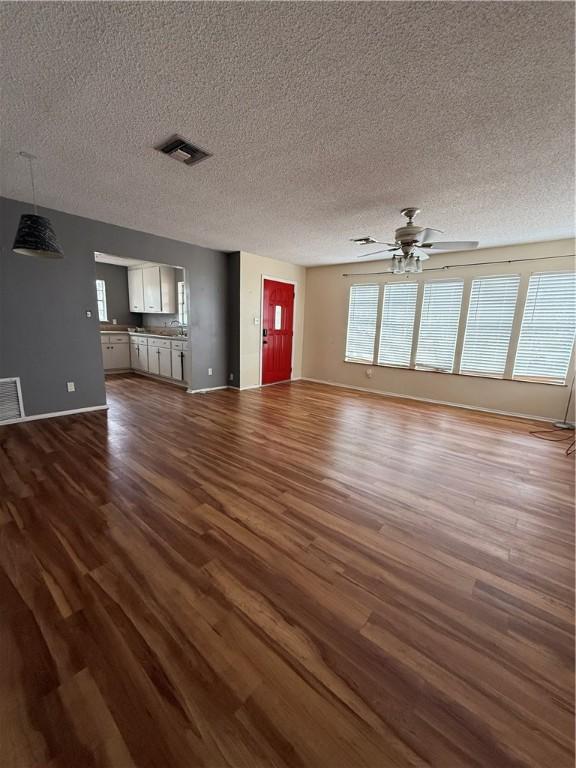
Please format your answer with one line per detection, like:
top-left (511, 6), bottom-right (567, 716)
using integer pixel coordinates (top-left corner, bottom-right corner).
top-left (302, 239), bottom-right (575, 420)
top-left (239, 251), bottom-right (306, 388)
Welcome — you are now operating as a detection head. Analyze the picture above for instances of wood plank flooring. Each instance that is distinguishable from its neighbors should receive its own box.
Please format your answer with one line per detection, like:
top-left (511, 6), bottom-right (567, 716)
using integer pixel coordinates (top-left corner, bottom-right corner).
top-left (0, 375), bottom-right (573, 768)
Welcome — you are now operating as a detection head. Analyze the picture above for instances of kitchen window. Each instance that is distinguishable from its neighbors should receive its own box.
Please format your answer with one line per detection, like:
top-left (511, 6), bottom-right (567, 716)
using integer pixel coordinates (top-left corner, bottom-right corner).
top-left (96, 279), bottom-right (108, 322)
top-left (177, 281), bottom-right (188, 326)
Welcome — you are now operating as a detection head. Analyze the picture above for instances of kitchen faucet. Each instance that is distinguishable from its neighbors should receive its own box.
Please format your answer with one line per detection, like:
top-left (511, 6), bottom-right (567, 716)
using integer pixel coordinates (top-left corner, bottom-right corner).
top-left (169, 319), bottom-right (186, 336)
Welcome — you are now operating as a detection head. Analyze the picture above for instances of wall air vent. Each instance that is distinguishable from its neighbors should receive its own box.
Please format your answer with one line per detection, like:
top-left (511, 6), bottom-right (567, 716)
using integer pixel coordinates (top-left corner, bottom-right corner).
top-left (156, 135), bottom-right (211, 166)
top-left (0, 378), bottom-right (25, 423)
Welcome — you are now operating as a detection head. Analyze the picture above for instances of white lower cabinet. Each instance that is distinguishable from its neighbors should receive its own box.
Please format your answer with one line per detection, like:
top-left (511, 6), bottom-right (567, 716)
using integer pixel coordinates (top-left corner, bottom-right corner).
top-left (126, 334), bottom-right (187, 383)
top-left (130, 339), bottom-right (149, 372)
top-left (102, 334), bottom-right (130, 371)
top-left (171, 341), bottom-right (187, 381)
top-left (148, 339), bottom-right (173, 378)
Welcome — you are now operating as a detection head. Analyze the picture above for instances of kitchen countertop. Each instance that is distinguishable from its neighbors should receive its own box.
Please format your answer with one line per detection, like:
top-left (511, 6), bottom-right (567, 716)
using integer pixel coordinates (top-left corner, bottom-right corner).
top-left (100, 330), bottom-right (188, 341)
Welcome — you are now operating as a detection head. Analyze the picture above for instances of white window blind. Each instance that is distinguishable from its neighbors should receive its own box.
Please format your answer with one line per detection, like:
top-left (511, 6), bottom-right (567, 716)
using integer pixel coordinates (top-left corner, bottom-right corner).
top-left (96, 279), bottom-right (107, 321)
top-left (177, 281), bottom-right (188, 326)
top-left (460, 275), bottom-right (520, 377)
top-left (416, 281), bottom-right (464, 372)
top-left (378, 283), bottom-right (418, 367)
top-left (345, 284), bottom-right (379, 363)
top-left (513, 272), bottom-right (576, 384)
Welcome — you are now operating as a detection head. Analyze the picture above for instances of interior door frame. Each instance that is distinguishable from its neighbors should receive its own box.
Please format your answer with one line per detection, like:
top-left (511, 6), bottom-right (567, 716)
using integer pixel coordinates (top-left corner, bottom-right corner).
top-left (259, 275), bottom-right (297, 386)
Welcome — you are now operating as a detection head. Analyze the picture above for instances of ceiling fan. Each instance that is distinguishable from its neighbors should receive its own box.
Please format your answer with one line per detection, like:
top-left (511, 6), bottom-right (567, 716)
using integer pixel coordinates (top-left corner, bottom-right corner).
top-left (351, 208), bottom-right (479, 274)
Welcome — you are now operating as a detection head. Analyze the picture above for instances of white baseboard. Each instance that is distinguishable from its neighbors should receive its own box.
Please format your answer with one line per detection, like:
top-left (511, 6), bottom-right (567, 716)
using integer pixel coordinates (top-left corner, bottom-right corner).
top-left (1, 404), bottom-right (108, 427)
top-left (132, 371), bottom-right (187, 388)
top-left (186, 385), bottom-right (229, 394)
top-left (239, 377), bottom-right (302, 391)
top-left (301, 377), bottom-right (553, 423)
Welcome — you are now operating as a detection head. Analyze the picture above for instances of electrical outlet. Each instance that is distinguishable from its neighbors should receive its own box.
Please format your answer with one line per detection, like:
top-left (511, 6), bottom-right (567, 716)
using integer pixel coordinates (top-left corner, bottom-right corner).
top-left (366, 368), bottom-right (373, 379)
top-left (85, 310), bottom-right (92, 318)
top-left (67, 382), bottom-right (76, 392)
top-left (208, 368), bottom-right (213, 376)
top-left (229, 373), bottom-right (234, 381)
top-left (112, 318), bottom-right (117, 325)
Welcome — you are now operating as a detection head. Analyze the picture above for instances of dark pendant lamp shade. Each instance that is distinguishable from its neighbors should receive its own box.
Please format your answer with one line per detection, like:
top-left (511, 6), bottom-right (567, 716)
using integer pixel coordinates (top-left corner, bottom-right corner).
top-left (13, 213), bottom-right (64, 259)
top-left (12, 151), bottom-right (64, 259)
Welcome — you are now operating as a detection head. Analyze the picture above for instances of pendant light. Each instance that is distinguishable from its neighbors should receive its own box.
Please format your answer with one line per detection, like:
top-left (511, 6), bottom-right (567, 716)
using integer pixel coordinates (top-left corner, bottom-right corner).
top-left (12, 151), bottom-right (64, 259)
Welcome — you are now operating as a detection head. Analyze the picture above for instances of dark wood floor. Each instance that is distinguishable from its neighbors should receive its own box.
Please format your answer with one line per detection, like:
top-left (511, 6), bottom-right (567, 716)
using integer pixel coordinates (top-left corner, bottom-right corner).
top-left (0, 375), bottom-right (573, 768)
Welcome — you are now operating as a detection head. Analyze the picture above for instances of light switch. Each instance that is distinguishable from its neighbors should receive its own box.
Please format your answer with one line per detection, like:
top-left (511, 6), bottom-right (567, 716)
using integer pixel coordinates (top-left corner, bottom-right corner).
top-left (67, 382), bottom-right (76, 392)
top-left (85, 310), bottom-right (92, 318)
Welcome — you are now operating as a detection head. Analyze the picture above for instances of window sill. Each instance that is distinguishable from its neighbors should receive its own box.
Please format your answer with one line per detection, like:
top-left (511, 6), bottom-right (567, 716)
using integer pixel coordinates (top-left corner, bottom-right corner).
top-left (343, 360), bottom-right (567, 386)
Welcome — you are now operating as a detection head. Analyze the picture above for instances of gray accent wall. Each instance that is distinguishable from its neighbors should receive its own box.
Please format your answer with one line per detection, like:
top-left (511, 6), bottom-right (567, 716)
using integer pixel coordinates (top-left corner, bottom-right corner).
top-left (95, 262), bottom-right (142, 326)
top-left (226, 252), bottom-right (241, 388)
top-left (1, 196), bottom-right (229, 415)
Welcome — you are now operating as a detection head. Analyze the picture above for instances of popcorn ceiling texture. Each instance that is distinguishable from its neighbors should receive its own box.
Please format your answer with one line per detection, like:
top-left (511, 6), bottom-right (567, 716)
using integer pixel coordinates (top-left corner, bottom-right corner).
top-left (0, 1), bottom-right (573, 265)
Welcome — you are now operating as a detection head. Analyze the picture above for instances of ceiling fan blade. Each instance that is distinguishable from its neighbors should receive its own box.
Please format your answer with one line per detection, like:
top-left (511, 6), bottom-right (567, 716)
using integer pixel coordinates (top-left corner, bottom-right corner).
top-left (357, 248), bottom-right (400, 259)
top-left (417, 228), bottom-right (443, 244)
top-left (419, 241), bottom-right (479, 251)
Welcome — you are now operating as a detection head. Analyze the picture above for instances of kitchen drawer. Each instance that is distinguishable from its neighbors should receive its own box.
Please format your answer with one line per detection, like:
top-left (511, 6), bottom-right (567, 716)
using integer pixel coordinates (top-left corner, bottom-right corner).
top-left (109, 334), bottom-right (129, 344)
top-left (171, 340), bottom-right (186, 351)
top-left (130, 335), bottom-right (149, 345)
top-left (149, 338), bottom-right (171, 349)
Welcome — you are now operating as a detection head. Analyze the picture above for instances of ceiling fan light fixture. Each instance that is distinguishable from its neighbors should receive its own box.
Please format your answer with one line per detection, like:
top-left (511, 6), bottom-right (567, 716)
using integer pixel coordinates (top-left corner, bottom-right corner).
top-left (404, 253), bottom-right (417, 273)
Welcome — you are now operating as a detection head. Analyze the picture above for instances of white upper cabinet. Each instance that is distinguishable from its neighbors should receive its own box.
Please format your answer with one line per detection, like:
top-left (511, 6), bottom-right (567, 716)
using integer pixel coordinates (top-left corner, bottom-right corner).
top-left (142, 266), bottom-right (162, 312)
top-left (128, 268), bottom-right (144, 312)
top-left (128, 265), bottom-right (176, 314)
top-left (159, 267), bottom-right (176, 314)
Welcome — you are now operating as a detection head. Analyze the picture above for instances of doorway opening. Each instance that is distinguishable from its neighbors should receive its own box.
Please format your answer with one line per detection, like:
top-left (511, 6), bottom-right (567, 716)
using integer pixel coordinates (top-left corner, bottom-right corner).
top-left (94, 253), bottom-right (189, 392)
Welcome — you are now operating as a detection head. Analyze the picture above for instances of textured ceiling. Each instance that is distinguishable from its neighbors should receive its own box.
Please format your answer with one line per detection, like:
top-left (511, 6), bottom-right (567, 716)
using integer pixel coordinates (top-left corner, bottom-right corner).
top-left (1, 1), bottom-right (574, 265)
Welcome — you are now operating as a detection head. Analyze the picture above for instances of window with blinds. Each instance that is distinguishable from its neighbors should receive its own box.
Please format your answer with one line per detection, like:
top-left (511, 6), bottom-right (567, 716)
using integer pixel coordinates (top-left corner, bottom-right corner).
top-left (460, 275), bottom-right (520, 377)
top-left (345, 284), bottom-right (379, 363)
top-left (415, 281), bottom-right (464, 372)
top-left (513, 272), bottom-right (576, 384)
top-left (95, 279), bottom-right (107, 322)
top-left (378, 283), bottom-right (418, 367)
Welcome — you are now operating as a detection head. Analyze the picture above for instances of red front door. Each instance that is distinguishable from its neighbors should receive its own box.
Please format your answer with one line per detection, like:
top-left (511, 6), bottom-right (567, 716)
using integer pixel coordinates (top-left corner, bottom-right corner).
top-left (262, 279), bottom-right (294, 385)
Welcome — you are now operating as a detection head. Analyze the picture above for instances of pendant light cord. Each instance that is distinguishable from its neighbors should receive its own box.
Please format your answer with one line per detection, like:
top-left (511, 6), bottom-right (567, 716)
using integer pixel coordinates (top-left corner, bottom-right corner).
top-left (18, 151), bottom-right (38, 214)
top-left (28, 155), bottom-right (37, 215)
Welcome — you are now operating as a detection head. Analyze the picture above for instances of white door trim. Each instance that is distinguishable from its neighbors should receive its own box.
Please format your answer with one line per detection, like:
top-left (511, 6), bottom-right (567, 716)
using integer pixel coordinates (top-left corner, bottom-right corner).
top-left (259, 275), bottom-right (297, 386)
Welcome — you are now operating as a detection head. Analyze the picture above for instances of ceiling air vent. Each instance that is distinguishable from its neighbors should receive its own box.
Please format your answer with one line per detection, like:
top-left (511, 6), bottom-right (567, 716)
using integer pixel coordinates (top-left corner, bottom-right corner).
top-left (0, 378), bottom-right (25, 423)
top-left (156, 135), bottom-right (211, 166)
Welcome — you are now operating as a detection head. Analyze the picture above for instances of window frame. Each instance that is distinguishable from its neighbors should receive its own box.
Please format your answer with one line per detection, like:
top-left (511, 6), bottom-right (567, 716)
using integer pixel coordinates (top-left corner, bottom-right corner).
top-left (344, 283), bottom-right (381, 364)
top-left (377, 281), bottom-right (419, 369)
top-left (343, 270), bottom-right (575, 387)
top-left (459, 274), bottom-right (521, 379)
top-left (95, 279), bottom-right (108, 322)
top-left (512, 271), bottom-right (576, 385)
top-left (414, 279), bottom-right (465, 374)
